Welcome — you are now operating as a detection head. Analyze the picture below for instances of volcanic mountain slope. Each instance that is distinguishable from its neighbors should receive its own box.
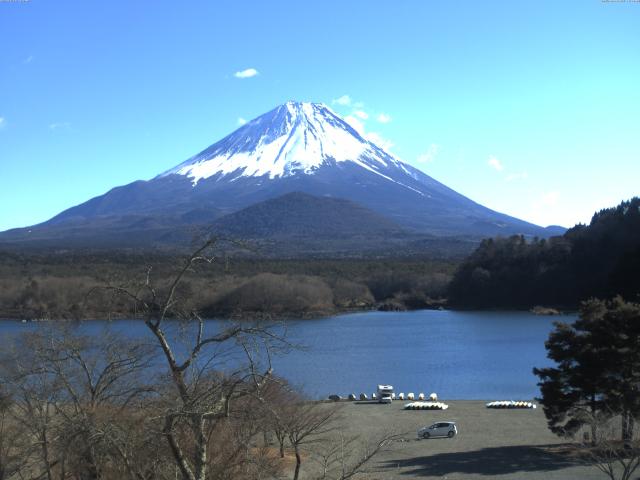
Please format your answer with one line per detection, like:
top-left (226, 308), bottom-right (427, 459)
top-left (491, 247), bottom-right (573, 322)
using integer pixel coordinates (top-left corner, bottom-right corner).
top-left (0, 101), bottom-right (562, 251)
top-left (213, 192), bottom-right (403, 238)
top-left (209, 192), bottom-right (427, 257)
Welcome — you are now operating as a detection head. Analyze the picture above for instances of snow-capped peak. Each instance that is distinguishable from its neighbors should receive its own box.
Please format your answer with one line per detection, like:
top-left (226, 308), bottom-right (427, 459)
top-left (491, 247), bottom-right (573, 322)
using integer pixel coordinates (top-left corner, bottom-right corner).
top-left (160, 101), bottom-right (413, 186)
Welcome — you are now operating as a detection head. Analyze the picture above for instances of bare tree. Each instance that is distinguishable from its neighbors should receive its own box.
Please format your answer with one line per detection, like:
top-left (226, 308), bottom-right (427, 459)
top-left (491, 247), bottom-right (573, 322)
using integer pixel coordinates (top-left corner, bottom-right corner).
top-left (257, 378), bottom-right (402, 480)
top-left (1, 332), bottom-right (66, 480)
top-left (101, 239), bottom-right (287, 480)
top-left (284, 402), bottom-right (340, 480)
top-left (0, 327), bottom-right (160, 480)
top-left (310, 431), bottom-right (402, 480)
top-left (577, 410), bottom-right (640, 480)
top-left (258, 377), bottom-right (296, 459)
top-left (202, 393), bottom-right (284, 480)
top-left (0, 388), bottom-right (28, 480)
top-left (0, 238), bottom-right (395, 480)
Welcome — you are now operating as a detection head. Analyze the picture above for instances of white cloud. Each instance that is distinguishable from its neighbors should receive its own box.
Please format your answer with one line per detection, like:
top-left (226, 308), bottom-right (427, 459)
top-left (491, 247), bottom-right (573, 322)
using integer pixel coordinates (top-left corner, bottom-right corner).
top-left (332, 94), bottom-right (352, 106)
top-left (233, 68), bottom-right (259, 79)
top-left (527, 191), bottom-right (562, 226)
top-left (417, 144), bottom-right (440, 164)
top-left (506, 171), bottom-right (529, 182)
top-left (343, 115), bottom-right (394, 151)
top-left (23, 55), bottom-right (34, 64)
top-left (237, 117), bottom-right (247, 126)
top-left (541, 191), bottom-right (560, 207)
top-left (487, 155), bottom-right (504, 171)
top-left (337, 101), bottom-right (396, 152)
top-left (49, 122), bottom-right (71, 131)
top-left (376, 113), bottom-right (391, 123)
top-left (0, 117), bottom-right (5, 129)
top-left (344, 115), bottom-right (365, 135)
top-left (365, 132), bottom-right (394, 151)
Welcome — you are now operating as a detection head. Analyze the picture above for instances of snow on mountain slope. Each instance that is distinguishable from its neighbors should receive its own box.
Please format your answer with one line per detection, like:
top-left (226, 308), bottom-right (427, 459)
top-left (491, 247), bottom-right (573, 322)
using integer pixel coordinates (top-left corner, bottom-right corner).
top-left (160, 101), bottom-right (422, 193)
top-left (0, 100), bottom-right (561, 250)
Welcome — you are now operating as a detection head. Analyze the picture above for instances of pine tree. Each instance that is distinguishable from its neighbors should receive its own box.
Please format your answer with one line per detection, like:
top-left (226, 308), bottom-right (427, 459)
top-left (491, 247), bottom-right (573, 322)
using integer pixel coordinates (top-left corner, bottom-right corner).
top-left (534, 297), bottom-right (640, 444)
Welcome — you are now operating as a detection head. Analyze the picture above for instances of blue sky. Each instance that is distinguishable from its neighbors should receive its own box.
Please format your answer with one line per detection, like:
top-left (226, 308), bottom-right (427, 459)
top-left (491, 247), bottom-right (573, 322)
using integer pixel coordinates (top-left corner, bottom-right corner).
top-left (1, 0), bottom-right (639, 231)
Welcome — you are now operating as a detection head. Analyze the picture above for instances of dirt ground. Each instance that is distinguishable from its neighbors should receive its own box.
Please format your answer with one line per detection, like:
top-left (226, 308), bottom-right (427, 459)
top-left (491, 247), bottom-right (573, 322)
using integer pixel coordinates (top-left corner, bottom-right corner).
top-left (310, 400), bottom-right (610, 480)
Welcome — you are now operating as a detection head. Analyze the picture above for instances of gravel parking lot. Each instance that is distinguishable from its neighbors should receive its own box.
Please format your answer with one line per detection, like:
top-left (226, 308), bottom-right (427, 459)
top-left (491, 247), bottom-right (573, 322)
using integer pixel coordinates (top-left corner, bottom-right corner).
top-left (314, 400), bottom-right (607, 480)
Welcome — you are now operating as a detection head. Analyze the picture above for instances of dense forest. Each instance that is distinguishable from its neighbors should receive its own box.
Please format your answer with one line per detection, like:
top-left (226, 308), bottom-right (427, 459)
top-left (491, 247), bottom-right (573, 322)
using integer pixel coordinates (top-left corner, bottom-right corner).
top-left (448, 197), bottom-right (640, 309)
top-left (0, 251), bottom-right (455, 320)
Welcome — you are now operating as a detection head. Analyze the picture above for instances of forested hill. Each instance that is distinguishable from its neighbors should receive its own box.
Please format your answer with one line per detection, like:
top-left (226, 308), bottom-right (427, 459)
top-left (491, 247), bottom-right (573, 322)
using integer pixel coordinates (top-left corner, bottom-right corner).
top-left (448, 197), bottom-right (640, 309)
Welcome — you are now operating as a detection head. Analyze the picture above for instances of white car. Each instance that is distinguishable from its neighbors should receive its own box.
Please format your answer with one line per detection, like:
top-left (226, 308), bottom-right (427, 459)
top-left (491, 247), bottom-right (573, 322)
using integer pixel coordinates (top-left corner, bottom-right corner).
top-left (418, 421), bottom-right (457, 439)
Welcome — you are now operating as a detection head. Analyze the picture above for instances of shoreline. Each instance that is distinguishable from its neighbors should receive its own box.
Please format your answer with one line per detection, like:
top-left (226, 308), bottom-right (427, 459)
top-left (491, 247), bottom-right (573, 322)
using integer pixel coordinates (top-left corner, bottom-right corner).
top-left (0, 302), bottom-right (577, 323)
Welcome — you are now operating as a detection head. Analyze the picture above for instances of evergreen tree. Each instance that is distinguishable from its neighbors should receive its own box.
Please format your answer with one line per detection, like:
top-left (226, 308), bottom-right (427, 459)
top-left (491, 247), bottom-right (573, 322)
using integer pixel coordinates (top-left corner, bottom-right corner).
top-left (449, 197), bottom-right (640, 309)
top-left (534, 297), bottom-right (640, 444)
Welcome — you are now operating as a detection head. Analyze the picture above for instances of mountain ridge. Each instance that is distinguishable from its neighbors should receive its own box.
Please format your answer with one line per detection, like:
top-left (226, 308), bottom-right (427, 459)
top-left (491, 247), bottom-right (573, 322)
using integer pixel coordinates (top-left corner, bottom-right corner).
top-left (0, 101), bottom-right (564, 253)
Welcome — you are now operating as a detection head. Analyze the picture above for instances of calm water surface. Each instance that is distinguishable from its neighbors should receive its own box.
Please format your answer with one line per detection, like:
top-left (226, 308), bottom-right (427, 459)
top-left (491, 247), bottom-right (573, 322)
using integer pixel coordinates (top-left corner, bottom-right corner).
top-left (0, 310), bottom-right (574, 400)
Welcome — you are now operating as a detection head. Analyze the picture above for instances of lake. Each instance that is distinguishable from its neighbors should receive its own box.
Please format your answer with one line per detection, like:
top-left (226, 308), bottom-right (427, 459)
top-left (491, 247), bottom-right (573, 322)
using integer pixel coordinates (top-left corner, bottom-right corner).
top-left (0, 309), bottom-right (573, 400)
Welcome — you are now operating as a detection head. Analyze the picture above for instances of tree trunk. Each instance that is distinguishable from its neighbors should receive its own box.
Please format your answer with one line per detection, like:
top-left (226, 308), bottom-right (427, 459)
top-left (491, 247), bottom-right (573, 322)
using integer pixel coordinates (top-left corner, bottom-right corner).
top-left (41, 427), bottom-right (54, 480)
top-left (590, 394), bottom-right (598, 446)
top-left (164, 428), bottom-right (195, 480)
top-left (622, 410), bottom-right (634, 448)
top-left (293, 445), bottom-right (301, 480)
top-left (193, 416), bottom-right (207, 480)
top-left (80, 446), bottom-right (100, 480)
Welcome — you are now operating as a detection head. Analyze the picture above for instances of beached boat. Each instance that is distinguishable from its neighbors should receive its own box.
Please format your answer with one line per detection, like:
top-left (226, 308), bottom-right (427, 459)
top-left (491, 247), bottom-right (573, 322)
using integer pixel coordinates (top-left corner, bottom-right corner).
top-left (404, 401), bottom-right (449, 410)
top-left (485, 400), bottom-right (536, 409)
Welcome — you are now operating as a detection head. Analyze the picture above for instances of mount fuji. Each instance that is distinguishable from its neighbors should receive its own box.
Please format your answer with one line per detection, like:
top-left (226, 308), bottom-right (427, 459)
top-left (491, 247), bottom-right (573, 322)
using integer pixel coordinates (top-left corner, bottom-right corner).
top-left (0, 101), bottom-right (563, 253)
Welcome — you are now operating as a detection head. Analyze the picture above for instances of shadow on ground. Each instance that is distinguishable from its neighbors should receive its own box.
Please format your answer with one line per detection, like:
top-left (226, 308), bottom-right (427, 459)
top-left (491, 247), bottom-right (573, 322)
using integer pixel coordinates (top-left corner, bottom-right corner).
top-left (382, 444), bottom-right (582, 477)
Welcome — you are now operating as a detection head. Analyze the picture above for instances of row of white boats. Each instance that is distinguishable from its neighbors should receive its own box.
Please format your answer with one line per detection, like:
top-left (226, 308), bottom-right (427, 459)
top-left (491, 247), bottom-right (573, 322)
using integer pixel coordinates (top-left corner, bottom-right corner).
top-left (404, 401), bottom-right (449, 410)
top-left (330, 385), bottom-right (537, 410)
top-left (331, 386), bottom-right (440, 403)
top-left (485, 400), bottom-right (537, 409)
top-left (404, 400), bottom-right (538, 410)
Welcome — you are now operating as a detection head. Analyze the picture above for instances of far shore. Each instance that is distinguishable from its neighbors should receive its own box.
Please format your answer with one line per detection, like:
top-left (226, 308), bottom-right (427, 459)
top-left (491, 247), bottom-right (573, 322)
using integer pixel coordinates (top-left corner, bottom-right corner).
top-left (0, 301), bottom-right (578, 323)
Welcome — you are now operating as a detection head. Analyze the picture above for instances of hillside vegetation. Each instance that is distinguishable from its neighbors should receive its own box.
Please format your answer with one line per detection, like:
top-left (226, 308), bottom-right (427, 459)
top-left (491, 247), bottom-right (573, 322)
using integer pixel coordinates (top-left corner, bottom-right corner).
top-left (0, 253), bottom-right (454, 320)
top-left (448, 197), bottom-right (640, 309)
top-left (4, 198), bottom-right (638, 319)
